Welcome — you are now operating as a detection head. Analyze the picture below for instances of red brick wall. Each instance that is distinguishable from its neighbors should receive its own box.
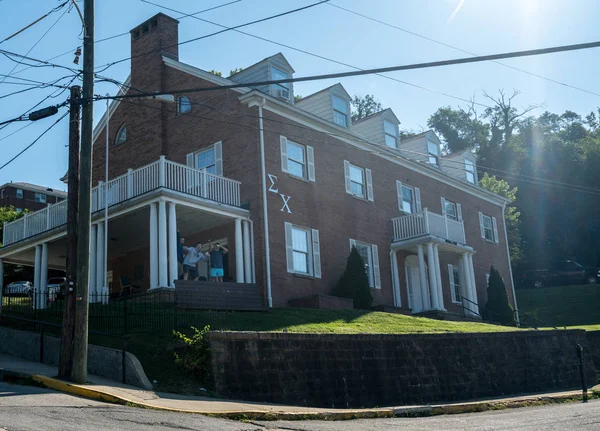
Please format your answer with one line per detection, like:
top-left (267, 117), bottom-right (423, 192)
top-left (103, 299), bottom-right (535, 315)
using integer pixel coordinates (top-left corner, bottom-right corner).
top-left (0, 186), bottom-right (63, 212)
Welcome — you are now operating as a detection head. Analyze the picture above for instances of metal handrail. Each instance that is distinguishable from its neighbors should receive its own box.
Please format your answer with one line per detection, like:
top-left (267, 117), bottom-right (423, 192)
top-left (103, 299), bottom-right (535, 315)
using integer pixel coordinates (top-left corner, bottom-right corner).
top-left (517, 310), bottom-right (559, 330)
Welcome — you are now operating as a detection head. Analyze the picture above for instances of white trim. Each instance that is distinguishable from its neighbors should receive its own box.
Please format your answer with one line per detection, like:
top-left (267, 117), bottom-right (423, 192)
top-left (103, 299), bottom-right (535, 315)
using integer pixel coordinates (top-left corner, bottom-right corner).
top-left (415, 187), bottom-right (422, 212)
top-left (306, 145), bottom-right (315, 182)
top-left (372, 244), bottom-right (380, 289)
top-left (92, 75), bottom-right (130, 145)
top-left (311, 228), bottom-right (321, 278)
top-left (449, 263), bottom-right (461, 304)
top-left (365, 168), bottom-right (374, 201)
top-left (492, 216), bottom-right (499, 243)
top-left (163, 56), bottom-right (249, 94)
top-left (280, 135), bottom-right (289, 173)
top-left (343, 160), bottom-right (352, 194)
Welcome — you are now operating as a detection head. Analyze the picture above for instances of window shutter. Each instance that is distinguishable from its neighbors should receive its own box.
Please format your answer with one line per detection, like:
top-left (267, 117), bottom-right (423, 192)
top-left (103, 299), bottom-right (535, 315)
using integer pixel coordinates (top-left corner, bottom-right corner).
top-left (448, 264), bottom-right (455, 301)
top-left (440, 197), bottom-right (446, 215)
top-left (479, 212), bottom-right (485, 238)
top-left (396, 180), bottom-right (403, 211)
top-left (372, 244), bottom-right (381, 289)
top-left (457, 203), bottom-right (462, 221)
top-left (415, 187), bottom-right (422, 212)
top-left (280, 136), bottom-right (288, 173)
top-left (312, 229), bottom-right (321, 278)
top-left (307, 145), bottom-right (316, 182)
top-left (214, 141), bottom-right (223, 176)
top-left (285, 222), bottom-right (294, 273)
top-left (365, 168), bottom-right (374, 201)
top-left (186, 152), bottom-right (194, 167)
top-left (492, 216), bottom-right (499, 243)
top-left (343, 160), bottom-right (351, 194)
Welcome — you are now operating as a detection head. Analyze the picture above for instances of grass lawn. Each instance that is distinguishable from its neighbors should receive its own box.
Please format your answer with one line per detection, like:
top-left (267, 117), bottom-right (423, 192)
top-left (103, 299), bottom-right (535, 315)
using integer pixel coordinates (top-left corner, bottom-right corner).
top-left (516, 284), bottom-right (600, 327)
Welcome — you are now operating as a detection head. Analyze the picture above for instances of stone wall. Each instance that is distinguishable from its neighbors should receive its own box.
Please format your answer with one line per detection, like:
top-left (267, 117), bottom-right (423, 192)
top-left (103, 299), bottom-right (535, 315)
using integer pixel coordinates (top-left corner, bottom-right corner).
top-left (586, 330), bottom-right (600, 372)
top-left (208, 330), bottom-right (597, 408)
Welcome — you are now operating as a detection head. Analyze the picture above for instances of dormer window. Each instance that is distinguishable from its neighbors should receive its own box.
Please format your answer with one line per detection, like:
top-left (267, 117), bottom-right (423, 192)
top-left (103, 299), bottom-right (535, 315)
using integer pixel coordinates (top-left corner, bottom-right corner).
top-left (271, 67), bottom-right (290, 100)
top-left (332, 96), bottom-right (349, 128)
top-left (384, 120), bottom-right (398, 148)
top-left (427, 139), bottom-right (440, 166)
top-left (465, 159), bottom-right (476, 183)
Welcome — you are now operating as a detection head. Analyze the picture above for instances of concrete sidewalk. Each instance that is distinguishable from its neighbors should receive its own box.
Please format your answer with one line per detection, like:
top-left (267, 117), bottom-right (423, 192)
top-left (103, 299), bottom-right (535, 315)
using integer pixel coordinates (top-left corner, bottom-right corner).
top-left (1, 352), bottom-right (598, 420)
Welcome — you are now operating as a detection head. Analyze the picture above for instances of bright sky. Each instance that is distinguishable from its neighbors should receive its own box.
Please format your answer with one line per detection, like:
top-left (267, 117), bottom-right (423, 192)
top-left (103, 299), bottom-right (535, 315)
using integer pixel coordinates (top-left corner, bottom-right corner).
top-left (0, 0), bottom-right (599, 191)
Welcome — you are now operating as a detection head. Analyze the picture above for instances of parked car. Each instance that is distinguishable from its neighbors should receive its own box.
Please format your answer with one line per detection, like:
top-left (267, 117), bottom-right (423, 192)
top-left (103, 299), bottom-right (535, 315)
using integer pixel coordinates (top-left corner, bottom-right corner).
top-left (47, 277), bottom-right (67, 299)
top-left (4, 281), bottom-right (34, 297)
top-left (522, 261), bottom-right (600, 288)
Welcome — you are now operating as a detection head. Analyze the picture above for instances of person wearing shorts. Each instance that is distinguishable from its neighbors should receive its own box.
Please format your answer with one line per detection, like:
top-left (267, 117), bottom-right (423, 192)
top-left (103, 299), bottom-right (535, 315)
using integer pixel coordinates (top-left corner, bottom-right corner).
top-left (208, 241), bottom-right (228, 282)
top-left (182, 242), bottom-right (207, 281)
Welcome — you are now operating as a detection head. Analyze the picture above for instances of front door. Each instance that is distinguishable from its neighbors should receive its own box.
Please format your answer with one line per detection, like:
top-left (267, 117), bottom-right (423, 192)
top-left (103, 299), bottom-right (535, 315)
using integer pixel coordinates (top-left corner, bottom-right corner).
top-left (405, 255), bottom-right (430, 313)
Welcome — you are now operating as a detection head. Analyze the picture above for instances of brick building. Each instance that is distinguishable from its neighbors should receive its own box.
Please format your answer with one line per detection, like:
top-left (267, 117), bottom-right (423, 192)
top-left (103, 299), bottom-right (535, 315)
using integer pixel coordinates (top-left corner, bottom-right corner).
top-left (0, 182), bottom-right (66, 213)
top-left (0, 14), bottom-right (517, 318)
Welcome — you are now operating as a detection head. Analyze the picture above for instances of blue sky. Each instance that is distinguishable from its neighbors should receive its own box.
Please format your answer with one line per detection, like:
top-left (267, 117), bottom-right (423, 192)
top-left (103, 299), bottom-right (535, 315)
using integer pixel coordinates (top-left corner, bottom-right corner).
top-left (0, 0), bottom-right (599, 191)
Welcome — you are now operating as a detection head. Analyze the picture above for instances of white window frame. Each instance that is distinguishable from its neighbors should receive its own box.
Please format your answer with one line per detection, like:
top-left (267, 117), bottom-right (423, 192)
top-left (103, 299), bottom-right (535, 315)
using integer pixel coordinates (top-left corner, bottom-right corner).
top-left (349, 163), bottom-right (365, 198)
top-left (479, 212), bottom-right (499, 243)
top-left (444, 200), bottom-right (458, 221)
top-left (287, 140), bottom-right (307, 179)
top-left (465, 159), bottom-right (476, 183)
top-left (396, 181), bottom-right (421, 214)
top-left (332, 95), bottom-right (349, 128)
top-left (186, 141), bottom-right (223, 176)
top-left (350, 239), bottom-right (381, 289)
top-left (271, 66), bottom-right (289, 92)
top-left (285, 222), bottom-right (321, 278)
top-left (34, 193), bottom-right (46, 204)
top-left (344, 161), bottom-right (373, 201)
top-left (16, 188), bottom-right (23, 199)
top-left (384, 120), bottom-right (398, 149)
top-left (114, 123), bottom-right (127, 146)
top-left (177, 96), bottom-right (192, 114)
top-left (401, 184), bottom-right (414, 214)
top-left (449, 264), bottom-right (461, 304)
top-left (427, 139), bottom-right (440, 167)
top-left (291, 226), bottom-right (311, 275)
top-left (280, 136), bottom-right (315, 182)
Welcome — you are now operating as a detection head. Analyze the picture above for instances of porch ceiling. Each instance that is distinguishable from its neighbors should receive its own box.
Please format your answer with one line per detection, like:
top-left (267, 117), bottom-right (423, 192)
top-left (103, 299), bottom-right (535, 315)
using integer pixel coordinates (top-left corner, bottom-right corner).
top-left (392, 234), bottom-right (474, 256)
top-left (3, 238), bottom-right (67, 269)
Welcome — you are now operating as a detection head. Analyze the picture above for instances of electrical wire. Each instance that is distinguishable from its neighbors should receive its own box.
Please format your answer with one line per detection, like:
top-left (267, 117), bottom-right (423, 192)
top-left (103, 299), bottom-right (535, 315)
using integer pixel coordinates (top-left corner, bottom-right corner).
top-left (0, 74), bottom-right (77, 101)
top-left (94, 0), bottom-right (330, 73)
top-left (93, 39), bottom-right (600, 101)
top-left (0, 110), bottom-right (69, 171)
top-left (0, 1), bottom-right (69, 45)
top-left (328, 2), bottom-right (600, 99)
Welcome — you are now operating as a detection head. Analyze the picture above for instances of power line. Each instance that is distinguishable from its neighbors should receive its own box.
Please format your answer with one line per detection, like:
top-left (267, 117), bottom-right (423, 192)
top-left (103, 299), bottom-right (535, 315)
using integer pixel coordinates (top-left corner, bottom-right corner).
top-left (0, 74), bottom-right (77, 100)
top-left (9, 0), bottom-right (245, 77)
top-left (94, 39), bottom-right (600, 101)
top-left (0, 110), bottom-right (69, 171)
top-left (328, 2), bottom-right (600, 99)
top-left (0, 1), bottom-right (69, 45)
top-left (94, 0), bottom-right (330, 73)
top-left (141, 0), bottom-right (492, 108)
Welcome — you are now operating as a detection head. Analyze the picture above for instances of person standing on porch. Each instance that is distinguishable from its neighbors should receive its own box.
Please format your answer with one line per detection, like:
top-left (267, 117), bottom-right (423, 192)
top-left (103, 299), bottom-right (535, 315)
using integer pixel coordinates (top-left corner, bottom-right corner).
top-left (208, 241), bottom-right (228, 282)
top-left (182, 242), bottom-right (207, 281)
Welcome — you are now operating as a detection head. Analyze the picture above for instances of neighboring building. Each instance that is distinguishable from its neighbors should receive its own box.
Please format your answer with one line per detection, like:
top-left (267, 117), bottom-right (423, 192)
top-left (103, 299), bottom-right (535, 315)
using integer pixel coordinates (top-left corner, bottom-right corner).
top-left (0, 14), bottom-right (517, 319)
top-left (0, 182), bottom-right (66, 212)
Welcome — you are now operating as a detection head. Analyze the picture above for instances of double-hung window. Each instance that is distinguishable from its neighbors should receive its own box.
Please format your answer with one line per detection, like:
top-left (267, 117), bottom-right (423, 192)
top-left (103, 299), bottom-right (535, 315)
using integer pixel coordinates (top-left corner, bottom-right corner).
top-left (196, 147), bottom-right (216, 175)
top-left (35, 193), bottom-right (46, 203)
top-left (427, 139), bottom-right (440, 166)
top-left (479, 212), bottom-right (499, 243)
top-left (178, 96), bottom-right (192, 114)
top-left (449, 264), bottom-right (461, 303)
top-left (271, 67), bottom-right (290, 99)
top-left (350, 239), bottom-right (381, 289)
top-left (445, 200), bottom-right (458, 221)
top-left (465, 159), bottom-right (476, 183)
top-left (16, 189), bottom-right (23, 199)
top-left (287, 141), bottom-right (306, 179)
top-left (332, 96), bottom-right (349, 128)
top-left (186, 142), bottom-right (223, 179)
top-left (349, 164), bottom-right (365, 198)
top-left (285, 222), bottom-right (321, 278)
top-left (396, 181), bottom-right (421, 214)
top-left (384, 120), bottom-right (398, 148)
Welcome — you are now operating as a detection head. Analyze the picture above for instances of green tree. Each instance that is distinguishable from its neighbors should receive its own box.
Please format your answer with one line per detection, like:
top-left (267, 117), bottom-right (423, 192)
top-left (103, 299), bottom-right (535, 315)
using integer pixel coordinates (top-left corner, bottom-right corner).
top-left (351, 94), bottom-right (382, 122)
top-left (478, 174), bottom-right (522, 265)
top-left (427, 105), bottom-right (489, 153)
top-left (229, 67), bottom-right (244, 76)
top-left (208, 69), bottom-right (222, 77)
top-left (331, 246), bottom-right (373, 309)
top-left (0, 206), bottom-right (24, 247)
top-left (294, 94), bottom-right (303, 103)
top-left (482, 266), bottom-right (515, 326)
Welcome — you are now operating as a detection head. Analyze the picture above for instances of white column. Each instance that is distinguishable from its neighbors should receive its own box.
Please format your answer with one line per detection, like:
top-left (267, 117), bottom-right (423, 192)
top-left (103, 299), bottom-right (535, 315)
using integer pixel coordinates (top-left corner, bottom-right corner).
top-left (149, 203), bottom-right (158, 289)
top-left (458, 255), bottom-right (469, 305)
top-left (416, 245), bottom-right (427, 312)
top-left (433, 244), bottom-right (445, 310)
top-left (89, 224), bottom-right (97, 300)
top-left (467, 254), bottom-right (479, 314)
top-left (34, 245), bottom-right (41, 308)
top-left (234, 218), bottom-right (244, 283)
top-left (0, 258), bottom-right (3, 312)
top-left (95, 221), bottom-right (105, 303)
top-left (462, 252), bottom-right (474, 316)
top-left (426, 243), bottom-right (439, 310)
top-left (39, 243), bottom-right (48, 310)
top-left (158, 200), bottom-right (168, 288)
top-left (242, 221), bottom-right (252, 283)
top-left (167, 202), bottom-right (178, 288)
top-left (391, 251), bottom-right (401, 308)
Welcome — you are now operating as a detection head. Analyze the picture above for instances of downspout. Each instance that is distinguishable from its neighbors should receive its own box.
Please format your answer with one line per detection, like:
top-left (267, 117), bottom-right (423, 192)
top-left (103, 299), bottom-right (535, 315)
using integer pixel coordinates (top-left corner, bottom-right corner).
top-left (258, 100), bottom-right (273, 308)
top-left (502, 201), bottom-right (519, 325)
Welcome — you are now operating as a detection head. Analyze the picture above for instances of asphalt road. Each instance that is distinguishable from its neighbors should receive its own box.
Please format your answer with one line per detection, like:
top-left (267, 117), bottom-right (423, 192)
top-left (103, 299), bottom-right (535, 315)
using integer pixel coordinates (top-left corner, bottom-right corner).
top-left (1, 382), bottom-right (599, 431)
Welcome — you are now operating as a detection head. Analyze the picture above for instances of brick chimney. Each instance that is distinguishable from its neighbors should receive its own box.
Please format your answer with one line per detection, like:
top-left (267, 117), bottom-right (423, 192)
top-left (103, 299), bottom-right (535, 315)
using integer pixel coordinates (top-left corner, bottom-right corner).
top-left (130, 13), bottom-right (179, 91)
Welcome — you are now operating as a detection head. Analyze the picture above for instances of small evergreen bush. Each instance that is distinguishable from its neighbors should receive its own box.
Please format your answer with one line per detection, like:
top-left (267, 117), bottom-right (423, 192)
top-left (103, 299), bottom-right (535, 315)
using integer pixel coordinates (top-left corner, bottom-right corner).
top-left (482, 267), bottom-right (516, 326)
top-left (331, 246), bottom-right (373, 309)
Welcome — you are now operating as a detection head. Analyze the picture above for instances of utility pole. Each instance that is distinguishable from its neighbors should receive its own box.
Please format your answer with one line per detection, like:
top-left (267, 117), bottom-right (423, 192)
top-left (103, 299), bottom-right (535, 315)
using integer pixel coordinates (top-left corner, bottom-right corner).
top-left (72, 0), bottom-right (94, 385)
top-left (58, 86), bottom-right (81, 380)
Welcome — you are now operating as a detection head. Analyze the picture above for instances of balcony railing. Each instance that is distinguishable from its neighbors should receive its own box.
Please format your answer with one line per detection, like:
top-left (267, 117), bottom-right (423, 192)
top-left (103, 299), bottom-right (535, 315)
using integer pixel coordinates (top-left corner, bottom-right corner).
top-left (2, 156), bottom-right (241, 247)
top-left (392, 208), bottom-right (466, 244)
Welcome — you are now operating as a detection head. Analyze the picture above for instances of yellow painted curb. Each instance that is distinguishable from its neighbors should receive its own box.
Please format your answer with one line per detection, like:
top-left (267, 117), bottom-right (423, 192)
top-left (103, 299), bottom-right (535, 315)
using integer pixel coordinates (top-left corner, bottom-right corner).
top-left (32, 375), bottom-right (125, 405)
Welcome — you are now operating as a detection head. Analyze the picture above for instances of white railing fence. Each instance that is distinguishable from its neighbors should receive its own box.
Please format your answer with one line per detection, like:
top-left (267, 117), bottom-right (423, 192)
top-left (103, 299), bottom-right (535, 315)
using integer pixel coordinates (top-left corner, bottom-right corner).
top-left (392, 208), bottom-right (466, 244)
top-left (2, 157), bottom-right (241, 246)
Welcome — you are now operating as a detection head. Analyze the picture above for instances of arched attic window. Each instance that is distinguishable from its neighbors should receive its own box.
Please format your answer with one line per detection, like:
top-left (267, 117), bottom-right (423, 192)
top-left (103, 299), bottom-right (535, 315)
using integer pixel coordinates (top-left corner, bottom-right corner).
top-left (115, 123), bottom-right (127, 146)
top-left (178, 96), bottom-right (192, 114)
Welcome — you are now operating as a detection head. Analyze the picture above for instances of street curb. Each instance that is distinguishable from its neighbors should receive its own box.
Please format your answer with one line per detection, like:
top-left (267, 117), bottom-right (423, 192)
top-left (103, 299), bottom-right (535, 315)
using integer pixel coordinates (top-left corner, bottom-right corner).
top-left (17, 374), bottom-right (600, 421)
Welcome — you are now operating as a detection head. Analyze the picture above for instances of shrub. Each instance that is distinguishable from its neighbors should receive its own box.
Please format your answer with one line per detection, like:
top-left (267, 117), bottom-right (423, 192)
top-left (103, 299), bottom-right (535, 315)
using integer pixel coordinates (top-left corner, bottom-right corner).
top-left (482, 266), bottom-right (516, 326)
top-left (331, 246), bottom-right (373, 309)
top-left (173, 325), bottom-right (211, 382)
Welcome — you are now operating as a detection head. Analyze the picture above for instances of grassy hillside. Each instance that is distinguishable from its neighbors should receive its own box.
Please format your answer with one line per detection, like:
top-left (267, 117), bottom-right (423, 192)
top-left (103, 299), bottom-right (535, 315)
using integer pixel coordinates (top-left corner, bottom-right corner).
top-left (517, 284), bottom-right (600, 327)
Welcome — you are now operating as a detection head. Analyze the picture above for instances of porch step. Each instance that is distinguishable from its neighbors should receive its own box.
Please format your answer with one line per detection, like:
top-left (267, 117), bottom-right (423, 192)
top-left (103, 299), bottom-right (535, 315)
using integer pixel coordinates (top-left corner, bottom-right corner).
top-left (174, 281), bottom-right (267, 311)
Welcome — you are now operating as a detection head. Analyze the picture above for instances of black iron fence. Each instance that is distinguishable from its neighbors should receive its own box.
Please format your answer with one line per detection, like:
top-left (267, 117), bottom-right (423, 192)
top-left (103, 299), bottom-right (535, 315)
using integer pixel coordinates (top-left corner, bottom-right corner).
top-left (0, 288), bottom-right (232, 335)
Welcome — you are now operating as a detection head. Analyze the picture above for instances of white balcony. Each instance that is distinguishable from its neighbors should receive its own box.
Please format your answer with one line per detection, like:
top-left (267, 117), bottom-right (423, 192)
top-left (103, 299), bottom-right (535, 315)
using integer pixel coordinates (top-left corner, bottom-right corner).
top-left (392, 208), bottom-right (466, 244)
top-left (2, 157), bottom-right (242, 247)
